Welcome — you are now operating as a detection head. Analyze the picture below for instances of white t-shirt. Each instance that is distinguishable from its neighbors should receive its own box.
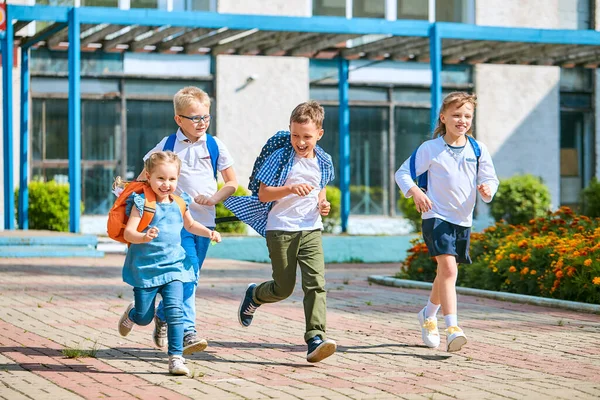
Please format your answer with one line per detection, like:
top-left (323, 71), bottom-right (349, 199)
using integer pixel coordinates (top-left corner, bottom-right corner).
top-left (143, 129), bottom-right (234, 227)
top-left (266, 156), bottom-right (323, 232)
top-left (395, 136), bottom-right (499, 227)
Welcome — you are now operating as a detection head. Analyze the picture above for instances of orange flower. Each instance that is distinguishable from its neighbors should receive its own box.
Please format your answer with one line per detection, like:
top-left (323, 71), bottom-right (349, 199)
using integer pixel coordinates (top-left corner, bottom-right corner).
top-left (566, 267), bottom-right (576, 277)
top-left (510, 253), bottom-right (517, 260)
top-left (584, 259), bottom-right (592, 267)
top-left (518, 239), bottom-right (528, 248)
top-left (556, 270), bottom-right (564, 279)
top-left (496, 254), bottom-right (503, 261)
top-left (593, 277), bottom-right (600, 285)
top-left (521, 267), bottom-right (529, 275)
top-left (522, 254), bottom-right (531, 263)
top-left (530, 270), bottom-right (537, 275)
top-left (509, 266), bottom-right (517, 273)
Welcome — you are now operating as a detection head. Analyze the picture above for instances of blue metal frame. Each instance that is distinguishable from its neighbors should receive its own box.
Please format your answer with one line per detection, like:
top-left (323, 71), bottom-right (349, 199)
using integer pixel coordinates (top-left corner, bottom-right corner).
top-left (429, 23), bottom-right (442, 136)
top-left (68, 8), bottom-right (82, 233)
top-left (2, 7), bottom-right (14, 230)
top-left (19, 47), bottom-right (29, 229)
top-left (338, 58), bottom-right (350, 233)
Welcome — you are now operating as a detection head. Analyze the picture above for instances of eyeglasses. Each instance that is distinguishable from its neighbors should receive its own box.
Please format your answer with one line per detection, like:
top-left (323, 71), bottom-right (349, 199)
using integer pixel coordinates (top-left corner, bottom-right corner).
top-left (178, 114), bottom-right (211, 124)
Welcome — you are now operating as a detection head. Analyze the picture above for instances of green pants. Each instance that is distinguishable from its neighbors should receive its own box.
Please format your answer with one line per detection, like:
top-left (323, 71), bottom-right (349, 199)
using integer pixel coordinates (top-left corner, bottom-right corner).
top-left (254, 229), bottom-right (327, 342)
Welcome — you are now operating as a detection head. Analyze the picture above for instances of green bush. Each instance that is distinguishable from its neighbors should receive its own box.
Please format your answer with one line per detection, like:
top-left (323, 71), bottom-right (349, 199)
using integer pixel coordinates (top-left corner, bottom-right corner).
top-left (15, 180), bottom-right (84, 232)
top-left (581, 177), bottom-right (600, 218)
top-left (216, 184), bottom-right (249, 234)
top-left (397, 190), bottom-right (421, 231)
top-left (489, 174), bottom-right (551, 225)
top-left (323, 186), bottom-right (341, 233)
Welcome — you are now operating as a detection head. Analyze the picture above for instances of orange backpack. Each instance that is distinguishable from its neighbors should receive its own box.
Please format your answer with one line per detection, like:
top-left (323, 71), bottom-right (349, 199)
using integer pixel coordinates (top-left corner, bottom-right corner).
top-left (107, 181), bottom-right (186, 244)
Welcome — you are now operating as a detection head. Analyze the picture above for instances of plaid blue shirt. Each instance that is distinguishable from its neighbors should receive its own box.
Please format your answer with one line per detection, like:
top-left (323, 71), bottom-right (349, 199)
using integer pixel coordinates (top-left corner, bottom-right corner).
top-left (224, 132), bottom-right (334, 237)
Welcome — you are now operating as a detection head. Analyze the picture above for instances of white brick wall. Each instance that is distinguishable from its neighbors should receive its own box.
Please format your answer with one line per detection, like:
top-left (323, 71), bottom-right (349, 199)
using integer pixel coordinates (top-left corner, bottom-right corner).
top-left (216, 0), bottom-right (310, 188)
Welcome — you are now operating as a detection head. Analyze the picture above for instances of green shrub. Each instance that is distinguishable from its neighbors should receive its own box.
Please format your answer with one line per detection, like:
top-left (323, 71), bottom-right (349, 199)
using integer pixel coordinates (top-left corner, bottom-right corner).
top-left (581, 177), bottom-right (600, 218)
top-left (216, 184), bottom-right (249, 234)
top-left (489, 174), bottom-right (551, 225)
top-left (397, 190), bottom-right (421, 231)
top-left (15, 180), bottom-right (84, 232)
top-left (323, 186), bottom-right (341, 233)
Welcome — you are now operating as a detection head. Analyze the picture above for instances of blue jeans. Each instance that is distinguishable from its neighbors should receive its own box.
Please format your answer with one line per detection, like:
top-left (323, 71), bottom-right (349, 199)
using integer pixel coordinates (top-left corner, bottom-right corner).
top-left (129, 280), bottom-right (183, 356)
top-left (156, 227), bottom-right (213, 335)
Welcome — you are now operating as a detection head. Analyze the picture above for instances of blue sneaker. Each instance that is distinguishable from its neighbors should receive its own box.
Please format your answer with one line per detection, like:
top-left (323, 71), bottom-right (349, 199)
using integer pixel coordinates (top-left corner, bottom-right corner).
top-left (306, 335), bottom-right (337, 363)
top-left (238, 283), bottom-right (260, 327)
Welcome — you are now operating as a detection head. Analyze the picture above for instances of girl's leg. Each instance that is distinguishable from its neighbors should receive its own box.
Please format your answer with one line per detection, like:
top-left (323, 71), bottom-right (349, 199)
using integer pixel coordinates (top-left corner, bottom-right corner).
top-left (132, 286), bottom-right (160, 326)
top-left (160, 280), bottom-right (184, 356)
top-left (433, 254), bottom-right (458, 317)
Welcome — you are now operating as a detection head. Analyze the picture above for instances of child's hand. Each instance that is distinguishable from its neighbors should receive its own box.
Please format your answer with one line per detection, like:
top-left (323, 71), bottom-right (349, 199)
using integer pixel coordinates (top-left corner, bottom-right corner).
top-left (143, 226), bottom-right (159, 242)
top-left (210, 230), bottom-right (221, 243)
top-left (194, 194), bottom-right (217, 206)
top-left (289, 183), bottom-right (314, 197)
top-left (411, 188), bottom-right (433, 213)
top-left (478, 183), bottom-right (492, 199)
top-left (319, 199), bottom-right (331, 216)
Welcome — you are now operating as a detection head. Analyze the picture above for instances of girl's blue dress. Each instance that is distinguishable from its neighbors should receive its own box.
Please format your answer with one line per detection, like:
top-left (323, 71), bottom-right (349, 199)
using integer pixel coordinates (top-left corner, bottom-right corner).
top-left (122, 192), bottom-right (196, 288)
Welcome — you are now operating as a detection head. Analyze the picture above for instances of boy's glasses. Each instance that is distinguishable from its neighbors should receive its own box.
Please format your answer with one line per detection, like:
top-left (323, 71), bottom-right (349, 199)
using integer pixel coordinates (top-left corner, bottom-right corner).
top-left (179, 114), bottom-right (211, 124)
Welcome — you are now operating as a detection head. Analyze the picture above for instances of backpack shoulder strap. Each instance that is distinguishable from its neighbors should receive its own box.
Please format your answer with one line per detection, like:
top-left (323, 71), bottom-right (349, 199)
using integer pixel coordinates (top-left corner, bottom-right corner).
top-left (409, 147), bottom-right (419, 181)
top-left (467, 136), bottom-right (481, 171)
top-left (170, 194), bottom-right (187, 217)
top-left (137, 184), bottom-right (157, 233)
top-left (205, 134), bottom-right (219, 180)
top-left (162, 133), bottom-right (178, 152)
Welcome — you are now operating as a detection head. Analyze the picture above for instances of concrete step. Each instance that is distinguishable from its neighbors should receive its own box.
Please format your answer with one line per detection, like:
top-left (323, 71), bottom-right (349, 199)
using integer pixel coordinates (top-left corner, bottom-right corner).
top-left (0, 245), bottom-right (104, 258)
top-left (0, 235), bottom-right (98, 247)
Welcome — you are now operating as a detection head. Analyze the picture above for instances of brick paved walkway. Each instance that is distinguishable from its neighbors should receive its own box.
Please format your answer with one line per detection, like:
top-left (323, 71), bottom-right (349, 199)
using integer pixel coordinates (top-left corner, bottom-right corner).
top-left (0, 255), bottom-right (599, 399)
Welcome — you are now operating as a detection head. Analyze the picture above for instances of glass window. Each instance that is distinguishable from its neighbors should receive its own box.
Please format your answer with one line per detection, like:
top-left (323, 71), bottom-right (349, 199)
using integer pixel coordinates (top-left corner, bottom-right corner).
top-left (81, 0), bottom-right (119, 7)
top-left (353, 0), bottom-right (385, 18)
top-left (313, 0), bottom-right (346, 16)
top-left (131, 0), bottom-right (158, 9)
top-left (31, 49), bottom-right (123, 75)
top-left (124, 79), bottom-right (212, 97)
top-left (172, 0), bottom-right (211, 11)
top-left (397, 0), bottom-right (468, 22)
top-left (319, 106), bottom-right (389, 215)
top-left (394, 107), bottom-right (430, 213)
top-left (560, 68), bottom-right (593, 92)
top-left (397, 0), bottom-right (428, 19)
top-left (127, 100), bottom-right (179, 177)
top-left (82, 100), bottom-right (121, 161)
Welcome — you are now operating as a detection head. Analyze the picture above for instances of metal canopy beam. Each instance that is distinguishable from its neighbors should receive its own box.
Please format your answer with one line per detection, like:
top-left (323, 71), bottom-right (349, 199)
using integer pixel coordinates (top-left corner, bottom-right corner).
top-left (103, 25), bottom-right (154, 51)
top-left (81, 24), bottom-right (126, 47)
top-left (156, 27), bottom-right (211, 51)
top-left (129, 26), bottom-right (183, 51)
top-left (20, 22), bottom-right (68, 49)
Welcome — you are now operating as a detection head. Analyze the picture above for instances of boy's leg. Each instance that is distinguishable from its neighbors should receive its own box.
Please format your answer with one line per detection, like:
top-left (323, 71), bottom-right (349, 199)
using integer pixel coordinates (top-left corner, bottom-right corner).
top-left (297, 230), bottom-right (327, 342)
top-left (298, 230), bottom-right (336, 363)
top-left (159, 280), bottom-right (190, 376)
top-left (255, 231), bottom-right (302, 303)
top-left (238, 231), bottom-right (300, 327)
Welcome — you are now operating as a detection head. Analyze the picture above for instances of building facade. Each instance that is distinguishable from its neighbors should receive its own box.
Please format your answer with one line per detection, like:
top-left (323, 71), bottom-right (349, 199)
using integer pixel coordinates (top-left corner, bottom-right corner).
top-left (0, 0), bottom-right (598, 229)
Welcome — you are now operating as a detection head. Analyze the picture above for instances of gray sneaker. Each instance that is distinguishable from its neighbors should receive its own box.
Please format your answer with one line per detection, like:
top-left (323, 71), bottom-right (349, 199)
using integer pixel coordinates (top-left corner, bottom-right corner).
top-left (118, 302), bottom-right (135, 337)
top-left (183, 332), bottom-right (208, 355)
top-left (152, 315), bottom-right (167, 349)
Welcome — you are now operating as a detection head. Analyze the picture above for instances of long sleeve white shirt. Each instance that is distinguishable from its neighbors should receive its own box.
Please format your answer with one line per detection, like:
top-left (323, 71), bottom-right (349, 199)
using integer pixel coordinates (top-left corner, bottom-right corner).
top-left (395, 136), bottom-right (499, 227)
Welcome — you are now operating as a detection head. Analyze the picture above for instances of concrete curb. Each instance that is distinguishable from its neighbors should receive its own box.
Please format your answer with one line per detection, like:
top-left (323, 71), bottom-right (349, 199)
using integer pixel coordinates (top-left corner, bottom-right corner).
top-left (368, 275), bottom-right (600, 314)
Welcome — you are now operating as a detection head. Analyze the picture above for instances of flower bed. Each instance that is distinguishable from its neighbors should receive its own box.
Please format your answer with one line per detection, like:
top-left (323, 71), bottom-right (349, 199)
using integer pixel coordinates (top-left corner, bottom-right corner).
top-left (398, 207), bottom-right (600, 304)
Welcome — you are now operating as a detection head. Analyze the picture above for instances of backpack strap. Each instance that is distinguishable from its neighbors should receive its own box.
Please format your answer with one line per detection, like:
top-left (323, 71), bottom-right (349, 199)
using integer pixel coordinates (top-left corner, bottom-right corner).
top-left (205, 134), bottom-right (219, 180)
top-left (467, 135), bottom-right (481, 172)
top-left (170, 194), bottom-right (187, 217)
top-left (162, 133), bottom-right (177, 152)
top-left (409, 145), bottom-right (428, 192)
top-left (137, 184), bottom-right (157, 233)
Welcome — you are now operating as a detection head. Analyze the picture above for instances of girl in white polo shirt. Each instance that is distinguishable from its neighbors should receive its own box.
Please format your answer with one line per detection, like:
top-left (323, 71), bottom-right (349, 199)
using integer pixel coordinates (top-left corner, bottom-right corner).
top-left (395, 92), bottom-right (499, 352)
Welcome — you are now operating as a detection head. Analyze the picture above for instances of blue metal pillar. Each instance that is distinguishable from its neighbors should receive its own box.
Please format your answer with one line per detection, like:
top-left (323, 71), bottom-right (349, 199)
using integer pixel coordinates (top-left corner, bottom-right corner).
top-left (68, 7), bottom-right (81, 233)
top-left (429, 23), bottom-right (442, 137)
top-left (2, 9), bottom-right (15, 230)
top-left (337, 57), bottom-right (350, 233)
top-left (18, 46), bottom-right (29, 229)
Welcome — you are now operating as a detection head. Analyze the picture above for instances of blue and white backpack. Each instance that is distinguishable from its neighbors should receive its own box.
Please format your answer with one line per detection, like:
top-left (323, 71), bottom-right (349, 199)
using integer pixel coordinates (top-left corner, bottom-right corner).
top-left (162, 132), bottom-right (220, 180)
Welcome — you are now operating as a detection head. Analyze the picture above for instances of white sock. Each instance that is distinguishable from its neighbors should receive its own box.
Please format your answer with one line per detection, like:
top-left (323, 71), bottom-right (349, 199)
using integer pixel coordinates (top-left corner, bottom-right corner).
top-left (425, 300), bottom-right (440, 319)
top-left (444, 314), bottom-right (458, 328)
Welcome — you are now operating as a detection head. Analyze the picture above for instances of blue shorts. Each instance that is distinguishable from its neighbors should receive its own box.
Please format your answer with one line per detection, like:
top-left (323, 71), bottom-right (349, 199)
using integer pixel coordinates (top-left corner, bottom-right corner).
top-left (422, 218), bottom-right (472, 264)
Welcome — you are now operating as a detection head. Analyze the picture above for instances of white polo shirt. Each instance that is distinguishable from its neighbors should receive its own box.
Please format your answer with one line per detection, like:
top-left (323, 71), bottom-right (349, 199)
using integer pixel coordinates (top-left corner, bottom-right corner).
top-left (143, 129), bottom-right (234, 227)
top-left (395, 136), bottom-right (499, 227)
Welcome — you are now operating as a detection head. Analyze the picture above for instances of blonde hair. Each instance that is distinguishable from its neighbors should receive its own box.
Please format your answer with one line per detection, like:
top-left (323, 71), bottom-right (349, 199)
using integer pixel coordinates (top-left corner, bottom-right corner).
top-left (112, 151), bottom-right (182, 191)
top-left (173, 86), bottom-right (211, 115)
top-left (433, 92), bottom-right (477, 138)
top-left (290, 100), bottom-right (325, 129)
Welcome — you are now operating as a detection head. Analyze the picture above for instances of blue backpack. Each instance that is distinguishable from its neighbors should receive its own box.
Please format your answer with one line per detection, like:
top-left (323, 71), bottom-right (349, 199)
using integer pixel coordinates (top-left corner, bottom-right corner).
top-left (162, 133), bottom-right (219, 180)
top-left (410, 135), bottom-right (481, 192)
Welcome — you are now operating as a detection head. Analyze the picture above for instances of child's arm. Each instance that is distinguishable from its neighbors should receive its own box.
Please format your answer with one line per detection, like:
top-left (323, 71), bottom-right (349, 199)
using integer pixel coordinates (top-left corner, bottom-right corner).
top-left (318, 188), bottom-right (330, 216)
top-left (395, 148), bottom-right (433, 213)
top-left (195, 166), bottom-right (239, 206)
top-left (258, 182), bottom-right (315, 203)
top-left (182, 210), bottom-right (222, 242)
top-left (123, 207), bottom-right (159, 244)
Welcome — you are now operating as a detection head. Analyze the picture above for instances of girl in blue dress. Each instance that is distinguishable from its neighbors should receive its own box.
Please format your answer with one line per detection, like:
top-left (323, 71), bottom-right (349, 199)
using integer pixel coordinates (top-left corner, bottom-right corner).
top-left (115, 151), bottom-right (221, 376)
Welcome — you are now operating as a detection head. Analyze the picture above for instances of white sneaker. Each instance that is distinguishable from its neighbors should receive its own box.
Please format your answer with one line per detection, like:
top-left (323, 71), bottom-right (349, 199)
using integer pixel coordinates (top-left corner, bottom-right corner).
top-left (168, 355), bottom-right (190, 376)
top-left (446, 326), bottom-right (467, 352)
top-left (118, 302), bottom-right (135, 337)
top-left (417, 307), bottom-right (440, 348)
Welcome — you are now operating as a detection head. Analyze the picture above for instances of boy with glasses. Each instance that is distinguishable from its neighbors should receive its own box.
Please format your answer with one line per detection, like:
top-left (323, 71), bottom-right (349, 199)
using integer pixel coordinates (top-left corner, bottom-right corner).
top-left (138, 86), bottom-right (238, 355)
